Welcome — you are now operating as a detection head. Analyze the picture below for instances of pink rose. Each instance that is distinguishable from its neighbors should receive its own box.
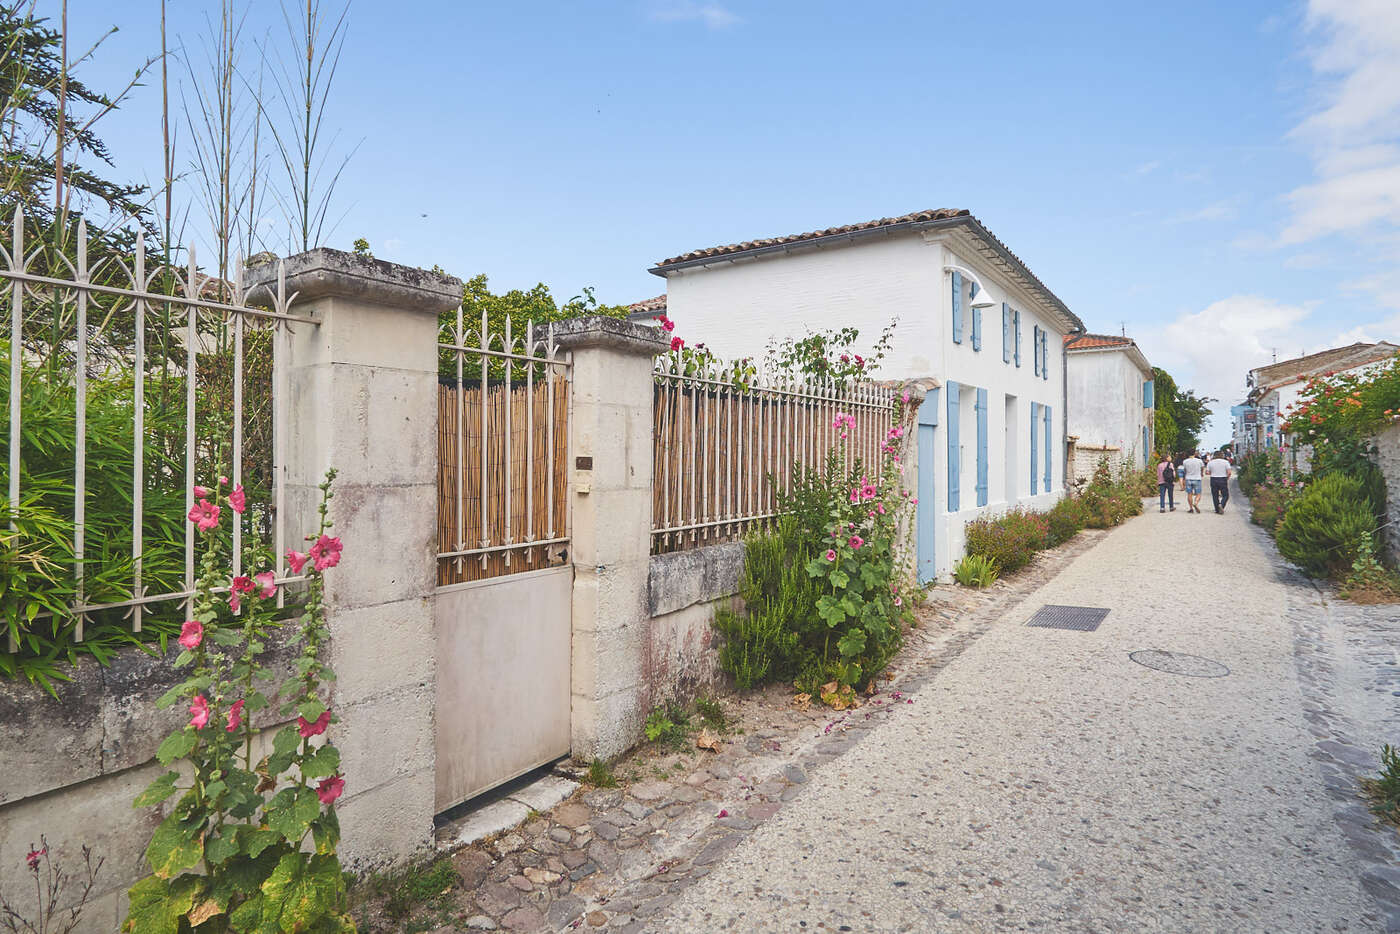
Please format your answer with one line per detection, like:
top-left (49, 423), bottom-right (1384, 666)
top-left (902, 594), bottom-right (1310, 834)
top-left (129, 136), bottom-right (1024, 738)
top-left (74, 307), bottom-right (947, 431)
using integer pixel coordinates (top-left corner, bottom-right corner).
top-left (255, 571), bottom-right (276, 599)
top-left (189, 695), bottom-right (210, 730)
top-left (226, 699), bottom-right (245, 732)
top-left (309, 535), bottom-right (343, 572)
top-left (316, 774), bottom-right (345, 805)
top-left (228, 485), bottom-right (246, 514)
top-left (825, 549), bottom-right (837, 562)
top-left (298, 710), bottom-right (332, 738)
top-left (187, 499), bottom-right (220, 531)
top-left (178, 619), bottom-right (203, 650)
top-left (286, 550), bottom-right (309, 574)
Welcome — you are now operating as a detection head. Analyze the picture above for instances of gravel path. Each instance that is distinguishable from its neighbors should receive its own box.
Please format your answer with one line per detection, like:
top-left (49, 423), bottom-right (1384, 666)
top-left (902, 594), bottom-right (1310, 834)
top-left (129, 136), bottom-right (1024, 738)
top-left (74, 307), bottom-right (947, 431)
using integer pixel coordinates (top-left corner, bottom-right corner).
top-left (652, 495), bottom-right (1393, 932)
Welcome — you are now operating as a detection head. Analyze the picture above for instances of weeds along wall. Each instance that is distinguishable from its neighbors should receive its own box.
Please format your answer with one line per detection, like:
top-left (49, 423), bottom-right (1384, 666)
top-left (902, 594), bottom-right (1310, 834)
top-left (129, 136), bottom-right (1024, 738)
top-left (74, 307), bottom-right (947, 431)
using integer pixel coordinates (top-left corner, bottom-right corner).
top-left (1376, 423), bottom-right (1400, 564)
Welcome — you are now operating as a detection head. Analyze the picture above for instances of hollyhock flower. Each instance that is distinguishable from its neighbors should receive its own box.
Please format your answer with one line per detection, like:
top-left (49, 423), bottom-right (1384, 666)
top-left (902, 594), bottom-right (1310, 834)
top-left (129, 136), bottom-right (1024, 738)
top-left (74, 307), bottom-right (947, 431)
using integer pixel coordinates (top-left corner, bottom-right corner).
top-left (25, 846), bottom-right (46, 871)
top-left (316, 774), bottom-right (345, 805)
top-left (286, 549), bottom-right (309, 574)
top-left (825, 549), bottom-right (837, 562)
top-left (226, 699), bottom-right (245, 732)
top-left (877, 503), bottom-right (886, 515)
top-left (228, 485), bottom-right (246, 514)
top-left (854, 355), bottom-right (864, 367)
top-left (219, 475), bottom-right (229, 486)
top-left (840, 354), bottom-right (850, 363)
top-left (188, 499), bottom-right (220, 531)
top-left (894, 596), bottom-right (903, 607)
top-left (178, 619), bottom-right (203, 650)
top-left (848, 535), bottom-right (864, 549)
top-left (193, 484), bottom-right (212, 499)
top-left (901, 391), bottom-right (910, 403)
top-left (228, 592), bottom-right (241, 613)
top-left (670, 336), bottom-right (685, 352)
top-left (189, 695), bottom-right (211, 730)
top-left (255, 571), bottom-right (276, 599)
top-left (910, 498), bottom-right (918, 505)
top-left (310, 535), bottom-right (343, 572)
top-left (231, 576), bottom-right (255, 597)
top-left (662, 318), bottom-right (676, 332)
top-left (298, 710), bottom-right (332, 738)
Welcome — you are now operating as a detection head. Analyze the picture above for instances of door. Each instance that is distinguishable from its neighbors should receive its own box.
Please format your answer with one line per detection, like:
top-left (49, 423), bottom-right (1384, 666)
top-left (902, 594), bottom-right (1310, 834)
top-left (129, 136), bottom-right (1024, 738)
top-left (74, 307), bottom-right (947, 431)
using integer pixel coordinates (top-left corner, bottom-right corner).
top-left (916, 388), bottom-right (940, 584)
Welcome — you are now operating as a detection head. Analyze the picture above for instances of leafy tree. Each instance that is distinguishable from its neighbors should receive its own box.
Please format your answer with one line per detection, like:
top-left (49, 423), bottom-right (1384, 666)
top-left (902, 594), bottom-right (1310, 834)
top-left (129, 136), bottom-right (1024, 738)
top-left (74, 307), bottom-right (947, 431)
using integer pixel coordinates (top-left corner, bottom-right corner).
top-left (1152, 366), bottom-right (1213, 455)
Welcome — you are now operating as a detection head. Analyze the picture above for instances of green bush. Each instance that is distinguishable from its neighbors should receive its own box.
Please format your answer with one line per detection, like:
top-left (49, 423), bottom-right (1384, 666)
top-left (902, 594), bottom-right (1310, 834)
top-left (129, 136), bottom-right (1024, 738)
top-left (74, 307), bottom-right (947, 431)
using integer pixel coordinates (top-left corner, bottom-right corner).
top-left (1078, 457), bottom-right (1143, 529)
top-left (1362, 744), bottom-right (1400, 828)
top-left (1238, 450), bottom-right (1284, 496)
top-left (1249, 479), bottom-right (1301, 534)
top-left (713, 516), bottom-right (810, 690)
top-left (1046, 496), bottom-right (1087, 546)
top-left (1275, 473), bottom-right (1375, 578)
top-left (964, 508), bottom-right (1048, 574)
top-left (953, 553), bottom-right (998, 588)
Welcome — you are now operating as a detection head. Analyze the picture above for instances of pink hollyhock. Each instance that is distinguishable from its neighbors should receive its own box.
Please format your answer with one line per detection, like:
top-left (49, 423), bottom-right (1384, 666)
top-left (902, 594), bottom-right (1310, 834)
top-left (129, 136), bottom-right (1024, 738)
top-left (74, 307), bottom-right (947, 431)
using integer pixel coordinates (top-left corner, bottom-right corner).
top-left (877, 503), bottom-right (886, 515)
top-left (848, 535), bottom-right (864, 549)
top-left (911, 498), bottom-right (918, 505)
top-left (848, 489), bottom-right (859, 504)
top-left (219, 475), bottom-right (229, 486)
top-left (193, 484), bottom-right (212, 499)
top-left (670, 336), bottom-right (685, 351)
top-left (840, 354), bottom-right (850, 363)
top-left (662, 318), bottom-right (676, 332)
top-left (316, 774), bottom-right (345, 805)
top-left (286, 549), bottom-right (309, 574)
top-left (228, 593), bottom-right (240, 614)
top-left (231, 575), bottom-right (255, 595)
top-left (178, 619), bottom-right (203, 650)
top-left (894, 596), bottom-right (903, 607)
top-left (228, 484), bottom-right (246, 514)
top-left (825, 549), bottom-right (837, 562)
top-left (310, 535), bottom-right (343, 571)
top-left (901, 391), bottom-right (910, 403)
top-left (298, 710), bottom-right (332, 738)
top-left (187, 499), bottom-right (220, 531)
top-left (189, 695), bottom-right (210, 730)
top-left (25, 846), bottom-right (46, 871)
top-left (854, 355), bottom-right (864, 367)
top-left (226, 699), bottom-right (245, 732)
top-left (255, 571), bottom-right (276, 599)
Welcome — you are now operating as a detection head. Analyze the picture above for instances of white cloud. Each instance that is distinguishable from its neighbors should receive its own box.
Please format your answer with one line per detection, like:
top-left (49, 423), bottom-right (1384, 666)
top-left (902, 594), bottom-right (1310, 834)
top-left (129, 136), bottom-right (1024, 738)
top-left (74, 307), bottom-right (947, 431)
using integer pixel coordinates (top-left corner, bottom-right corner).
top-left (1133, 160), bottom-right (1161, 176)
top-left (1168, 199), bottom-right (1239, 224)
top-left (649, 1), bottom-right (739, 28)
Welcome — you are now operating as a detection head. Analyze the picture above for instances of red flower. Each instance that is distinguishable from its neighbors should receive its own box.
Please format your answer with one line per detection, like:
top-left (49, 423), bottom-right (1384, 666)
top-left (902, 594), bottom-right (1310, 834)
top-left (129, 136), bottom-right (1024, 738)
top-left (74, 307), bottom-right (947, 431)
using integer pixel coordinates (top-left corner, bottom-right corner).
top-left (228, 593), bottom-right (241, 614)
top-left (189, 695), bottom-right (211, 730)
top-left (231, 575), bottom-right (255, 595)
top-left (670, 336), bottom-right (685, 352)
top-left (25, 845), bottom-right (46, 871)
top-left (226, 699), bottom-right (245, 732)
top-left (309, 535), bottom-right (343, 572)
top-left (661, 318), bottom-right (676, 332)
top-left (178, 619), bottom-right (204, 650)
top-left (298, 710), bottom-right (332, 738)
top-left (316, 774), bottom-right (345, 805)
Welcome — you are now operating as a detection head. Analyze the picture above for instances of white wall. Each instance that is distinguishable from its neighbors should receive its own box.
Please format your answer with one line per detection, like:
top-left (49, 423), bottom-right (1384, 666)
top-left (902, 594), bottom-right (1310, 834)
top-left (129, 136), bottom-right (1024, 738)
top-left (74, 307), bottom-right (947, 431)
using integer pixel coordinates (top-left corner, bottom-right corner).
top-left (661, 230), bottom-right (1070, 579)
top-left (1066, 349), bottom-right (1153, 464)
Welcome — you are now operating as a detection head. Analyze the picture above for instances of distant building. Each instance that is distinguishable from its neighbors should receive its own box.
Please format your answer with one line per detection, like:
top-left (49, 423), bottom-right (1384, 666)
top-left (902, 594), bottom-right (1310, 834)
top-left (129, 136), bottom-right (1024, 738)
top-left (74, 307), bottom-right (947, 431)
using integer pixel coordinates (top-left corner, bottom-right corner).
top-left (1063, 333), bottom-right (1155, 481)
top-left (626, 294), bottom-right (667, 325)
top-left (1233, 341), bottom-right (1400, 467)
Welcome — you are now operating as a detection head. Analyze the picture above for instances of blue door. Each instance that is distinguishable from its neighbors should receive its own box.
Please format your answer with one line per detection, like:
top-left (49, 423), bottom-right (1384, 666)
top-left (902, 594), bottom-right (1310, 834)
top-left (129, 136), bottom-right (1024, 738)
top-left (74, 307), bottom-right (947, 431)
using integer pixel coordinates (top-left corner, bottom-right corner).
top-left (916, 388), bottom-right (940, 585)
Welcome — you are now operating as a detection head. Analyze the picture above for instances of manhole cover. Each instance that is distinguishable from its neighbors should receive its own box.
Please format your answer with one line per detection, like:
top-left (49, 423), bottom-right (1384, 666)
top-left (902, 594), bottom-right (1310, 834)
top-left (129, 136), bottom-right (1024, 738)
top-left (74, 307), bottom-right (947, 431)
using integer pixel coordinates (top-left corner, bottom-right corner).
top-left (1025, 605), bottom-right (1110, 632)
top-left (1128, 650), bottom-right (1230, 678)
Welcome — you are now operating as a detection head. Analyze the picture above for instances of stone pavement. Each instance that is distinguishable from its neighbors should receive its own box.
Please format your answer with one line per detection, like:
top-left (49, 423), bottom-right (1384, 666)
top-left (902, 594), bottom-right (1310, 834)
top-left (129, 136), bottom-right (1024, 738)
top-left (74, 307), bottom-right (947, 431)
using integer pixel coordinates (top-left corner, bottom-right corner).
top-left (653, 493), bottom-right (1400, 932)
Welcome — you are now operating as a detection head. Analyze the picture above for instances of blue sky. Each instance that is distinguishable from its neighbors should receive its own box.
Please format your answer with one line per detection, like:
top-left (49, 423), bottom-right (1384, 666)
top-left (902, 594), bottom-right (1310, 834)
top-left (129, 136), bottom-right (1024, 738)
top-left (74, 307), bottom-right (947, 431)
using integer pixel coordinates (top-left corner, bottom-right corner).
top-left (68, 1), bottom-right (1400, 443)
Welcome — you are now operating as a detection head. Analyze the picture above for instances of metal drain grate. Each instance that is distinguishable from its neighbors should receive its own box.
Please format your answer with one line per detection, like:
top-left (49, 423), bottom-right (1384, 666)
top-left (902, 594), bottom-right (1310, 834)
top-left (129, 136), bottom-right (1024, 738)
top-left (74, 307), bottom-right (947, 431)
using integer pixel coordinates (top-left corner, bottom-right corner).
top-left (1025, 605), bottom-right (1110, 632)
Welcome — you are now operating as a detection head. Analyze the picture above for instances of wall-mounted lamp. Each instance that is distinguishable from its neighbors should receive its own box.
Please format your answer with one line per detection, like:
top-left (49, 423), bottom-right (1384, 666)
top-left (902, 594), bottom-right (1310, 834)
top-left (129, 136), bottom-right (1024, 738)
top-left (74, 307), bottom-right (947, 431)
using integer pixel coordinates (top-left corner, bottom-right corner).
top-left (944, 264), bottom-right (998, 309)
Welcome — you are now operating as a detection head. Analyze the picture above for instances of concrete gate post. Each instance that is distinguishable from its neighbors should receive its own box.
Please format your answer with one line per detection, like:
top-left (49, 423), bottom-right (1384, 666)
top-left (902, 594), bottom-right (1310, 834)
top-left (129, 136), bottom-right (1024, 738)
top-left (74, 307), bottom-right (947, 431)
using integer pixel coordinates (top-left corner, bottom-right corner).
top-left (553, 317), bottom-right (669, 761)
top-left (246, 250), bottom-right (462, 867)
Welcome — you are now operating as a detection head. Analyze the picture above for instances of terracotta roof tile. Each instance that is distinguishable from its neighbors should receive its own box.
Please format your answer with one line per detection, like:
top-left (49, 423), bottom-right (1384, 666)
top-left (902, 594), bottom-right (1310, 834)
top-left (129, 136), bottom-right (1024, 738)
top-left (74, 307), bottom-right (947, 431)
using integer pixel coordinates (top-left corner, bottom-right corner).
top-left (1065, 333), bottom-right (1134, 351)
top-left (627, 294), bottom-right (667, 314)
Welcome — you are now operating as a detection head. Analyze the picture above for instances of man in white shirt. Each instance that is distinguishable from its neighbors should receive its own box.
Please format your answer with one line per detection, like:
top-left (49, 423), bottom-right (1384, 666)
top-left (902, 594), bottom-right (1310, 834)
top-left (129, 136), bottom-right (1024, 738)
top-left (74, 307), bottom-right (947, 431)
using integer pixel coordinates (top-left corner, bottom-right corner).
top-left (1180, 452), bottom-right (1205, 513)
top-left (1206, 452), bottom-right (1233, 513)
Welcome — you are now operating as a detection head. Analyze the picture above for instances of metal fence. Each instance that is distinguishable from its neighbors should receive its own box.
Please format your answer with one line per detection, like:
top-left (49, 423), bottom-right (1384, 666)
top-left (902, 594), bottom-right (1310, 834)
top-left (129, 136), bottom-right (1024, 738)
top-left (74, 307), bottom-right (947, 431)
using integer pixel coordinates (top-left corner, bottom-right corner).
top-left (652, 353), bottom-right (895, 553)
top-left (2, 210), bottom-right (309, 648)
top-left (437, 312), bottom-right (570, 584)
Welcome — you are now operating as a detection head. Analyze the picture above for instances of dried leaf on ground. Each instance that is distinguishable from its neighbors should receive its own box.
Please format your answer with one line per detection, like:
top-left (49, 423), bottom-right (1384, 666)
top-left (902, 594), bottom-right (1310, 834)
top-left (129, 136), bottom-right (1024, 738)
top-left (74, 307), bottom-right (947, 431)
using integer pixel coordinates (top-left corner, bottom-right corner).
top-left (696, 729), bottom-right (721, 752)
top-left (791, 693), bottom-right (812, 711)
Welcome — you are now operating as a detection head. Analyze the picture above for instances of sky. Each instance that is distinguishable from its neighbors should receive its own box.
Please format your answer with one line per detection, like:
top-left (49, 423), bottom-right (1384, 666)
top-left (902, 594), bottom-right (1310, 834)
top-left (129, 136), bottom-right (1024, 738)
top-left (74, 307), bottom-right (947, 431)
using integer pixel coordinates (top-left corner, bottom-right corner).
top-left (63, 0), bottom-right (1400, 445)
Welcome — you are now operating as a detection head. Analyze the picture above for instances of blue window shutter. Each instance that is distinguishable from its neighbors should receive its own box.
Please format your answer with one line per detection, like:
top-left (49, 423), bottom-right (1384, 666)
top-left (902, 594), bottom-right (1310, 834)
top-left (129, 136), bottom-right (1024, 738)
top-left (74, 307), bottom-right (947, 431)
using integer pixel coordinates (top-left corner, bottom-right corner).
top-left (972, 306), bottom-right (982, 351)
top-left (975, 387), bottom-right (989, 507)
top-left (1042, 331), bottom-right (1050, 381)
top-left (951, 271), bottom-right (963, 345)
top-left (1143, 425), bottom-right (1150, 466)
top-left (947, 381), bottom-right (961, 511)
top-left (1145, 380), bottom-right (1154, 408)
top-left (1014, 311), bottom-right (1022, 367)
top-left (1030, 402), bottom-right (1040, 495)
top-left (1043, 404), bottom-right (1053, 489)
top-left (1002, 304), bottom-right (1011, 363)
top-left (1033, 326), bottom-right (1041, 376)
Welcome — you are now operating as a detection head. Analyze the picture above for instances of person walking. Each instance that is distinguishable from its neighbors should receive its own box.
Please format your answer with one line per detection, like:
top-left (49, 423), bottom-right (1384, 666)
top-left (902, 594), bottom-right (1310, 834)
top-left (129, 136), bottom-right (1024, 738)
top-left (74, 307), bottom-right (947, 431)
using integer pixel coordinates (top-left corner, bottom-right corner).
top-left (1156, 455), bottom-right (1176, 513)
top-left (1181, 451), bottom-right (1205, 513)
top-left (1206, 451), bottom-right (1233, 513)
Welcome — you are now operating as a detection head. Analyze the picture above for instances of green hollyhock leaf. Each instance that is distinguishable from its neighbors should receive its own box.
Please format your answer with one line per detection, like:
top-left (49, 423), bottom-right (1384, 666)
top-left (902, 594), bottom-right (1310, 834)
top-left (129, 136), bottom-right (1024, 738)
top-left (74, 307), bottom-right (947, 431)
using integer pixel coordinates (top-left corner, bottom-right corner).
top-left (828, 569), bottom-right (849, 589)
top-left (260, 852), bottom-right (347, 932)
top-left (174, 649), bottom-right (194, 667)
top-left (311, 809), bottom-right (340, 855)
top-left (204, 828), bottom-right (239, 865)
top-left (155, 729), bottom-right (196, 767)
top-left (243, 827), bottom-right (283, 859)
top-left (267, 786), bottom-right (321, 843)
top-left (299, 744), bottom-right (340, 780)
top-left (836, 627), bottom-right (866, 659)
top-left (155, 683), bottom-right (187, 710)
top-left (122, 873), bottom-right (203, 934)
top-left (133, 771), bottom-right (180, 808)
top-left (210, 627), bottom-right (243, 646)
top-left (224, 768), bottom-right (261, 820)
top-left (145, 812), bottom-right (205, 879)
top-left (297, 696), bottom-right (327, 722)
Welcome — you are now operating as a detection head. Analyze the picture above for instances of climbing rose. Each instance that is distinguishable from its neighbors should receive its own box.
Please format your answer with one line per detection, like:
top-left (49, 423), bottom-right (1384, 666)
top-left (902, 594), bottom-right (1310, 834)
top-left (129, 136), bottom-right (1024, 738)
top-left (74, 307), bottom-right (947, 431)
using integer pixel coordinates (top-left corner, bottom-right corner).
top-left (316, 774), bottom-right (345, 805)
top-left (286, 549), bottom-right (309, 574)
top-left (255, 571), bottom-right (276, 599)
top-left (310, 535), bottom-right (343, 571)
top-left (25, 846), bottom-right (46, 871)
top-left (825, 549), bottom-right (837, 562)
top-left (187, 499), bottom-right (220, 531)
top-left (670, 336), bottom-right (684, 352)
top-left (226, 699), bottom-right (245, 733)
top-left (228, 484), bottom-right (246, 514)
top-left (189, 695), bottom-right (211, 730)
top-left (298, 710), bottom-right (332, 738)
top-left (178, 619), bottom-right (203, 650)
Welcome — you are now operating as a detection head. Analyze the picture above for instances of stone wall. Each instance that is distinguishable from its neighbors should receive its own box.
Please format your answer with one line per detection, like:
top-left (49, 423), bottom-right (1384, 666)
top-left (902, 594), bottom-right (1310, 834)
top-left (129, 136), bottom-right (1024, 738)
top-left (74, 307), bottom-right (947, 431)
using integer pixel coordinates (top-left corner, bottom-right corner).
top-left (645, 543), bottom-right (745, 703)
top-left (1376, 423), bottom-right (1400, 563)
top-left (1068, 442), bottom-right (1124, 487)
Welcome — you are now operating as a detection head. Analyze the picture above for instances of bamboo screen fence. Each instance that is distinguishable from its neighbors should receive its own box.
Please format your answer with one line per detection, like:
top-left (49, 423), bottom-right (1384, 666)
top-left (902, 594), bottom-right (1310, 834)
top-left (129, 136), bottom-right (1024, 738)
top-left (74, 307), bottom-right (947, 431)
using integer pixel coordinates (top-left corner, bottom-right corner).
top-left (652, 356), bottom-right (895, 554)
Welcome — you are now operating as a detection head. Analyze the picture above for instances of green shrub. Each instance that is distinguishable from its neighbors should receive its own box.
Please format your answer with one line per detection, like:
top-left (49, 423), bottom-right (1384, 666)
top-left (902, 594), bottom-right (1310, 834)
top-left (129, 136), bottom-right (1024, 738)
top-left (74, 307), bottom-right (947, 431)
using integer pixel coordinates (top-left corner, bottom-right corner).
top-left (713, 516), bottom-right (810, 690)
top-left (1275, 473), bottom-right (1375, 578)
top-left (964, 508), bottom-right (1048, 574)
top-left (1249, 479), bottom-right (1301, 534)
top-left (953, 553), bottom-right (998, 588)
top-left (1362, 744), bottom-right (1400, 828)
top-left (1238, 450), bottom-right (1284, 495)
top-left (1046, 496), bottom-right (1087, 546)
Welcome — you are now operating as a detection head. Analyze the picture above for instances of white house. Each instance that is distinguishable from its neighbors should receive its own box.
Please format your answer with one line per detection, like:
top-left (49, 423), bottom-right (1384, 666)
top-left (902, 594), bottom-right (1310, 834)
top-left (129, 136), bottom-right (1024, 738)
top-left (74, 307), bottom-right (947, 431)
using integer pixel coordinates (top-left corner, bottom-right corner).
top-left (648, 208), bottom-right (1084, 581)
top-left (1064, 333), bottom-right (1155, 479)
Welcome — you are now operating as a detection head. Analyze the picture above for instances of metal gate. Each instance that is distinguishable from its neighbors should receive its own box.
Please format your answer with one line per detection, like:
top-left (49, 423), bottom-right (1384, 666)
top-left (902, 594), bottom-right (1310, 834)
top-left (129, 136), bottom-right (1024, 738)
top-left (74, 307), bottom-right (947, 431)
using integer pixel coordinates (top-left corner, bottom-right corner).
top-left (433, 312), bottom-right (572, 811)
